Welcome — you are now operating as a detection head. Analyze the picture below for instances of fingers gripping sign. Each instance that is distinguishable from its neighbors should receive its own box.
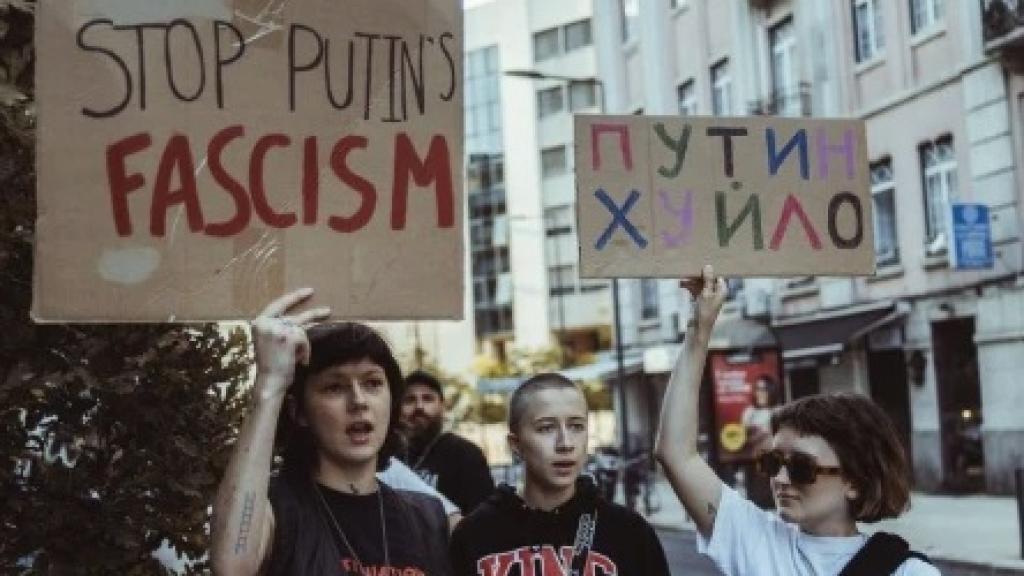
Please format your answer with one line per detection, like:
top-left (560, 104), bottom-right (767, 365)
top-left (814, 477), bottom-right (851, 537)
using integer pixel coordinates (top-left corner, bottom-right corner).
top-left (252, 287), bottom-right (332, 396)
top-left (680, 264), bottom-right (727, 334)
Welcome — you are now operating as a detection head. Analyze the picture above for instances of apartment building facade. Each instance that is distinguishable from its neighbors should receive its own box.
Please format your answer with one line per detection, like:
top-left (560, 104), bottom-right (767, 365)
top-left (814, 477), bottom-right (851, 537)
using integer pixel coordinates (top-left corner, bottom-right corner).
top-left (594, 0), bottom-right (1024, 494)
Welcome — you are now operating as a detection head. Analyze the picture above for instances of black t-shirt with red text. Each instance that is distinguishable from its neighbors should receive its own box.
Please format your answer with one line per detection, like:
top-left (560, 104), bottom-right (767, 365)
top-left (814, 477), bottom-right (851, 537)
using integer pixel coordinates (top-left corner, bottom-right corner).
top-left (267, 475), bottom-right (451, 576)
top-left (449, 477), bottom-right (669, 576)
top-left (317, 484), bottom-right (431, 575)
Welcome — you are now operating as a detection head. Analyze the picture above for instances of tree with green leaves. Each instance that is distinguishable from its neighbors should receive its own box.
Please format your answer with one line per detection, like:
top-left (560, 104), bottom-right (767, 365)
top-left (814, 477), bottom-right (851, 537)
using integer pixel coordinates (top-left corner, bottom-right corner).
top-left (1, 2), bottom-right (251, 573)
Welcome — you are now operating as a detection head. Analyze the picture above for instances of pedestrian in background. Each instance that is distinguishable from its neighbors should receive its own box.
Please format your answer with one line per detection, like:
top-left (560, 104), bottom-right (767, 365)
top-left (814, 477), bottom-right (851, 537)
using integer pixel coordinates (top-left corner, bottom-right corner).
top-left (402, 370), bottom-right (495, 516)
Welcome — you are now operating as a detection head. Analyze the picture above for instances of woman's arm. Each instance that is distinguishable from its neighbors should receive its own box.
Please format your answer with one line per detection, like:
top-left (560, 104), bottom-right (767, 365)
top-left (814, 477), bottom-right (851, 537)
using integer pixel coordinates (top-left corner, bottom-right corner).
top-left (210, 289), bottom-right (330, 575)
top-left (653, 265), bottom-right (727, 538)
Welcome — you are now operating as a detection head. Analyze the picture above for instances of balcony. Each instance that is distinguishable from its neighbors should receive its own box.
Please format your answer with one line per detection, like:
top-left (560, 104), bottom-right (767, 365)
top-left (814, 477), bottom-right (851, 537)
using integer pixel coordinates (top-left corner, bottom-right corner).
top-left (983, 0), bottom-right (1024, 50)
top-left (747, 82), bottom-right (812, 117)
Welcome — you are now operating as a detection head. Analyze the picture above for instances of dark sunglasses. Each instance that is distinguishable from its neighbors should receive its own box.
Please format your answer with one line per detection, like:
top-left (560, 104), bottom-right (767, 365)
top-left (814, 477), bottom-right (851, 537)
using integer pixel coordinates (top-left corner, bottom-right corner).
top-left (754, 449), bottom-right (842, 485)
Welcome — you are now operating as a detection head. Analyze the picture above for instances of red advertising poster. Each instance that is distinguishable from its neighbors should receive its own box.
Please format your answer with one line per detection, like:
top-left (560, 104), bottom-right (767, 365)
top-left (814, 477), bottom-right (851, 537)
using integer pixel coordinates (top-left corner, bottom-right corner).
top-left (711, 349), bottom-right (782, 464)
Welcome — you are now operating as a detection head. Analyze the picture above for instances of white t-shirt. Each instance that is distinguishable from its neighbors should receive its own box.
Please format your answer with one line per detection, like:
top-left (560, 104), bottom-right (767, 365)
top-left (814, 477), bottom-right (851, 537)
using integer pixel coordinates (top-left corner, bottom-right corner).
top-left (378, 456), bottom-right (460, 516)
top-left (697, 486), bottom-right (940, 576)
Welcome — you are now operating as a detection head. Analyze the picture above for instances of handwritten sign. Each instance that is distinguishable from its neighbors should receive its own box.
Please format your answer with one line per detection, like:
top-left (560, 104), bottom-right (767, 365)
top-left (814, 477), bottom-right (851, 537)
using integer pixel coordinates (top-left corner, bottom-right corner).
top-left (575, 115), bottom-right (873, 277)
top-left (33, 0), bottom-right (463, 321)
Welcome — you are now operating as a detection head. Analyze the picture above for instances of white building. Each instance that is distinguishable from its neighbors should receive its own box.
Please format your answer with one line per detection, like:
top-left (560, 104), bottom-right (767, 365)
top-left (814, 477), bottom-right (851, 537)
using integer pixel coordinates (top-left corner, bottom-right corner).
top-left (593, 0), bottom-right (1024, 494)
top-left (383, 0), bottom-right (620, 386)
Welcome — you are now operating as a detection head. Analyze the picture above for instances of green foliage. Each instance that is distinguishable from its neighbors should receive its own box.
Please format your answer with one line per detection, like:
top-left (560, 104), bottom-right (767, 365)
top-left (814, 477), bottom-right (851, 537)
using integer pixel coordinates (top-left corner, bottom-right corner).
top-left (478, 394), bottom-right (508, 424)
top-left (0, 3), bottom-right (252, 573)
top-left (581, 380), bottom-right (613, 411)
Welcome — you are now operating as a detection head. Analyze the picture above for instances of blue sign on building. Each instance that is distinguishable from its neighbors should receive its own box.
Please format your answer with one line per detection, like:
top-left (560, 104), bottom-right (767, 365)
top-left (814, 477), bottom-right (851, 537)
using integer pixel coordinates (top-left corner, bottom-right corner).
top-left (951, 203), bottom-right (993, 270)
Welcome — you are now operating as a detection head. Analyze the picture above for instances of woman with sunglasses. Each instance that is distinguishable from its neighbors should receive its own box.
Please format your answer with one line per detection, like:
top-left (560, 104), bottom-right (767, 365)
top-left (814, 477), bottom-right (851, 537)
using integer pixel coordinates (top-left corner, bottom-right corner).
top-left (655, 265), bottom-right (938, 576)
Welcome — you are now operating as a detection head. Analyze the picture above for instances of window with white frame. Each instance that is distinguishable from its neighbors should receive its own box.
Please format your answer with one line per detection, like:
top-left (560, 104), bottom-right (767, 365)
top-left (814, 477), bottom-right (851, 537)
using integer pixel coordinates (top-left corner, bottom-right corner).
top-left (677, 79), bottom-right (697, 115)
top-left (564, 19), bottom-right (592, 52)
top-left (541, 145), bottom-right (568, 178)
top-left (544, 205), bottom-right (574, 237)
top-left (870, 159), bottom-right (899, 265)
top-left (537, 86), bottom-right (564, 118)
top-left (548, 264), bottom-right (576, 296)
top-left (770, 17), bottom-right (800, 116)
top-left (853, 0), bottom-right (885, 63)
top-left (920, 135), bottom-right (956, 252)
top-left (533, 27), bottom-right (560, 62)
top-left (640, 279), bottom-right (660, 320)
top-left (711, 59), bottom-right (732, 115)
top-left (569, 81), bottom-right (597, 111)
top-left (910, 0), bottom-right (944, 36)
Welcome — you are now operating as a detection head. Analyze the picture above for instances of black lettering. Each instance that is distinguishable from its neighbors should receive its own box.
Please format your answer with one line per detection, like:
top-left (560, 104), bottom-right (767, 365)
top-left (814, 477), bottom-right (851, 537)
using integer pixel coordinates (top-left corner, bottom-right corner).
top-left (213, 20), bottom-right (246, 109)
top-left (401, 35), bottom-right (426, 119)
top-left (288, 24), bottom-right (324, 112)
top-left (828, 192), bottom-right (864, 248)
top-left (355, 32), bottom-right (381, 121)
top-left (77, 19), bottom-right (132, 118)
top-left (324, 38), bottom-right (355, 110)
top-left (438, 32), bottom-right (456, 101)
top-left (383, 35), bottom-right (403, 122)
top-left (706, 127), bottom-right (749, 178)
top-left (164, 19), bottom-right (205, 102)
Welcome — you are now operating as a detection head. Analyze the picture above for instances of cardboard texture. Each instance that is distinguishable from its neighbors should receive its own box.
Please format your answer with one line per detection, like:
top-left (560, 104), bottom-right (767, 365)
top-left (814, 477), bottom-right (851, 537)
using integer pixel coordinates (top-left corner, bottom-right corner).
top-left (34, 0), bottom-right (463, 321)
top-left (575, 115), bottom-right (874, 277)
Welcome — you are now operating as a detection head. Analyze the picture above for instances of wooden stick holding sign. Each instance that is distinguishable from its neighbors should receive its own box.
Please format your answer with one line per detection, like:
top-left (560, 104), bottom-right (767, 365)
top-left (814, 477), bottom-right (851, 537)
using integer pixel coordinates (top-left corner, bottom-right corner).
top-left (574, 115), bottom-right (873, 278)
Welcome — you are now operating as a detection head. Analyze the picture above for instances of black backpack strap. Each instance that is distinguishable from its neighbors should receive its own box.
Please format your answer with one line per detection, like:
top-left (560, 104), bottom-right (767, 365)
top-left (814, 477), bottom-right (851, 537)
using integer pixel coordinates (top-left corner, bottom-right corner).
top-left (839, 532), bottom-right (931, 576)
top-left (908, 551), bottom-right (932, 564)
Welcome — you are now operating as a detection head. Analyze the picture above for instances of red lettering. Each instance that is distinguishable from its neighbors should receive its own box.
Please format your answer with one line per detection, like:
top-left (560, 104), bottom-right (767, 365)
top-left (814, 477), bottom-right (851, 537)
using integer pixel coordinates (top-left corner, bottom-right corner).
top-left (586, 552), bottom-right (617, 576)
top-left (302, 136), bottom-right (318, 225)
top-left (328, 136), bottom-right (376, 233)
top-left (151, 133), bottom-right (204, 237)
top-left (539, 546), bottom-right (570, 576)
top-left (106, 132), bottom-right (152, 236)
top-left (391, 133), bottom-right (453, 230)
top-left (205, 125), bottom-right (251, 237)
top-left (591, 123), bottom-right (633, 171)
top-left (769, 193), bottom-right (822, 250)
top-left (515, 547), bottom-right (540, 576)
top-left (477, 551), bottom-right (517, 576)
top-left (249, 134), bottom-right (297, 228)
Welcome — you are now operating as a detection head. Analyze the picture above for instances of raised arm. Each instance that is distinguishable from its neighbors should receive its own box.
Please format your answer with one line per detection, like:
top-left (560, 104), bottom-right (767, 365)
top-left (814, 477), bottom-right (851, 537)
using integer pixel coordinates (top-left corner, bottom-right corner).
top-left (654, 265), bottom-right (726, 538)
top-left (210, 289), bottom-right (330, 575)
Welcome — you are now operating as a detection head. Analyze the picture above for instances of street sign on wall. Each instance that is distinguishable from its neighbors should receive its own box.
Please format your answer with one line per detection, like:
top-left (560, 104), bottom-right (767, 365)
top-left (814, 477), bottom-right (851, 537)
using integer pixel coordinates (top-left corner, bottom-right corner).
top-left (951, 203), bottom-right (993, 270)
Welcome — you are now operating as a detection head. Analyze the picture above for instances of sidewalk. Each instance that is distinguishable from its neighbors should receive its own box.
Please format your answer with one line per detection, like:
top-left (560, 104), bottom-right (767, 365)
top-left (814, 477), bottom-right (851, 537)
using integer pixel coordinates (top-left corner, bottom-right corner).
top-left (637, 474), bottom-right (1024, 574)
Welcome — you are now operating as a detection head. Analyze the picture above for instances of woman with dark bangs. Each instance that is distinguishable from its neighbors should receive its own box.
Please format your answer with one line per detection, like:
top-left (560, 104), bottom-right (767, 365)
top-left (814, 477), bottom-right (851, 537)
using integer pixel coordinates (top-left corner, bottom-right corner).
top-left (656, 266), bottom-right (938, 576)
top-left (211, 289), bottom-right (452, 576)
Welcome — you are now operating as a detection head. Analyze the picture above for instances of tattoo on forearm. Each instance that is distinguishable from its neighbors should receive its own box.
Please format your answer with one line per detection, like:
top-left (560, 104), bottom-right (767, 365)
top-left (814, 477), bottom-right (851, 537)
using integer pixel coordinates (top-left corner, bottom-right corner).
top-left (235, 492), bottom-right (255, 554)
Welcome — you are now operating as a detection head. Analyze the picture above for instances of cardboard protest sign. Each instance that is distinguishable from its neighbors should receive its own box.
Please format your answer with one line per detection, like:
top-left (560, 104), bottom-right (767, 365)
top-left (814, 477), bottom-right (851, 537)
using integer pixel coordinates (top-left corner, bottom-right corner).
top-left (33, 0), bottom-right (463, 321)
top-left (575, 115), bottom-right (873, 277)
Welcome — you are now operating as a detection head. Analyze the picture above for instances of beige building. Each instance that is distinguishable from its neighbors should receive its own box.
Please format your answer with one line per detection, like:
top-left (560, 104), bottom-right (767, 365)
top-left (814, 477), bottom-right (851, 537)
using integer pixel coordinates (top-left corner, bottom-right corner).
top-left (595, 0), bottom-right (1024, 494)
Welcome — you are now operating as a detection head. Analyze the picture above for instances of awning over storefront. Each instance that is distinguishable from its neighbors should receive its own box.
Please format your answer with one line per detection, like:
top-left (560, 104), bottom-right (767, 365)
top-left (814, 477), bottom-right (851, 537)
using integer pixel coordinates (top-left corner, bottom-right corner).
top-left (773, 301), bottom-right (907, 360)
top-left (708, 315), bottom-right (777, 351)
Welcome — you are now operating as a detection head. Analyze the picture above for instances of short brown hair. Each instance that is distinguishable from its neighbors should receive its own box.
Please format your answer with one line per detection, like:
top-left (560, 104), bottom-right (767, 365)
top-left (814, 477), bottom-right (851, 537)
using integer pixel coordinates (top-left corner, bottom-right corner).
top-left (508, 373), bottom-right (581, 432)
top-left (770, 393), bottom-right (910, 523)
